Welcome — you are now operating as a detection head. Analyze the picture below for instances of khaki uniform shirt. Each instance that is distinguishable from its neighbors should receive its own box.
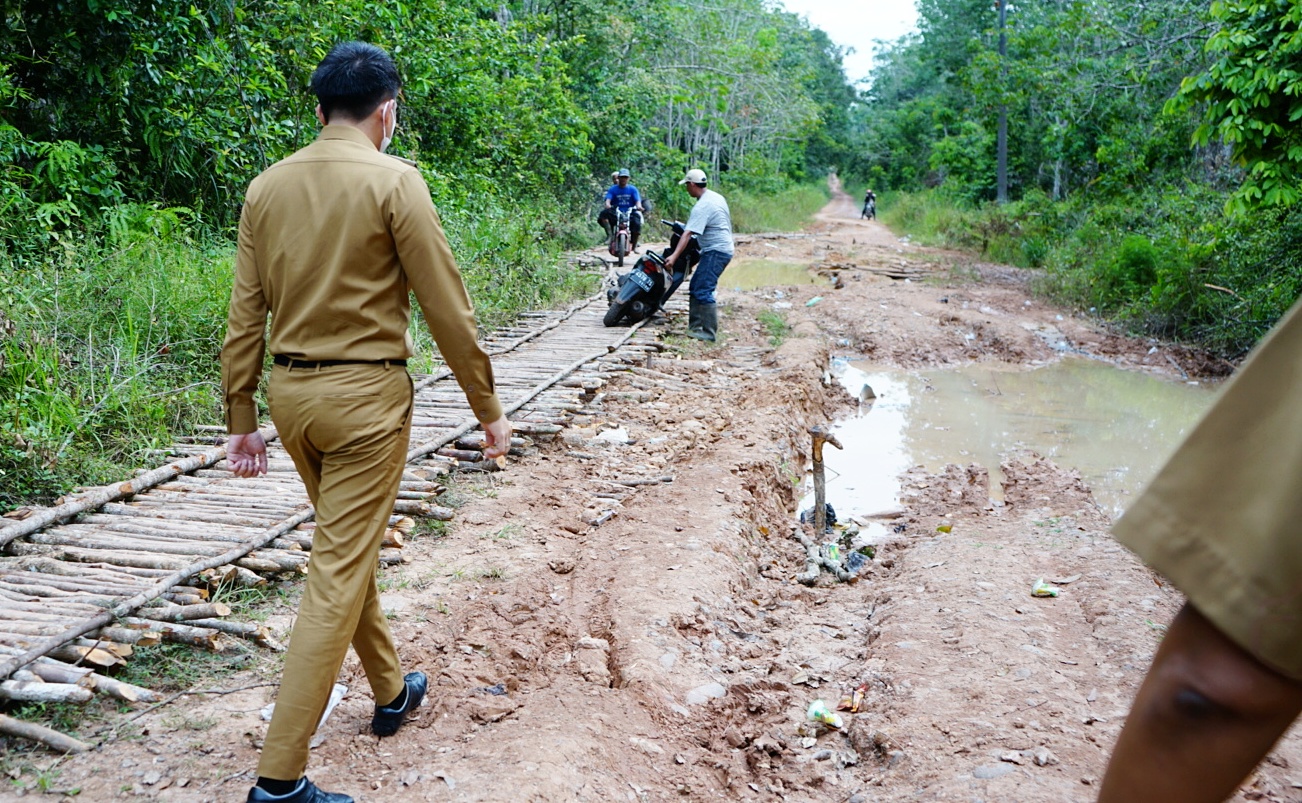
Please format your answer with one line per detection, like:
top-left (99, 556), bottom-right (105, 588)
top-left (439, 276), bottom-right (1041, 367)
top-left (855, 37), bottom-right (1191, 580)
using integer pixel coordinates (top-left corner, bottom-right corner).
top-left (1113, 297), bottom-right (1302, 679)
top-left (221, 125), bottom-right (502, 433)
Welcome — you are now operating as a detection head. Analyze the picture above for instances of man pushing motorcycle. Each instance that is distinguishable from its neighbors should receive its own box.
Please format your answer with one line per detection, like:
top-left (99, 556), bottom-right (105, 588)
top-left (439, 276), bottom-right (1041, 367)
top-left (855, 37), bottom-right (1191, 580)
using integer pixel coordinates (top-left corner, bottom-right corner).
top-left (598, 168), bottom-right (646, 252)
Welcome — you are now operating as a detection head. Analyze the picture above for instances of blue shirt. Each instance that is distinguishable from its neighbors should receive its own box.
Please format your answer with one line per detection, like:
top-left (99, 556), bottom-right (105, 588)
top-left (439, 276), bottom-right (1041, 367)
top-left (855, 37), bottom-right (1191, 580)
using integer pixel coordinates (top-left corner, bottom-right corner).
top-left (605, 184), bottom-right (642, 212)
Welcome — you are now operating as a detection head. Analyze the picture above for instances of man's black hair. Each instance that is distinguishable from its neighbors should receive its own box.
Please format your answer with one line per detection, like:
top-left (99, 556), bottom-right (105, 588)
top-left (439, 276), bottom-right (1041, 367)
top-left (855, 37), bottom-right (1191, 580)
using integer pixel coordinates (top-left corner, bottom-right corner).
top-left (310, 41), bottom-right (402, 123)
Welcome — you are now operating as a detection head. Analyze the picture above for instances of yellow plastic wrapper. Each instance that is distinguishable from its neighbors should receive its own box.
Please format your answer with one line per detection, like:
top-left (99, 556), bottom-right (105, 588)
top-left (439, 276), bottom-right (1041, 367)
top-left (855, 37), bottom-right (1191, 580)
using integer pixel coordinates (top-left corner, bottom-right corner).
top-left (806, 699), bottom-right (844, 729)
top-left (1031, 579), bottom-right (1060, 598)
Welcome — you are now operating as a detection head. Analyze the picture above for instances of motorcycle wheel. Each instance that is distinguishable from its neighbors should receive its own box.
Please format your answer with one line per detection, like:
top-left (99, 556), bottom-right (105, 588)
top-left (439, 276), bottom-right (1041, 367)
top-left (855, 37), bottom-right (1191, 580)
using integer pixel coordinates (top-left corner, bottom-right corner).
top-left (603, 300), bottom-right (629, 327)
top-left (615, 233), bottom-right (628, 267)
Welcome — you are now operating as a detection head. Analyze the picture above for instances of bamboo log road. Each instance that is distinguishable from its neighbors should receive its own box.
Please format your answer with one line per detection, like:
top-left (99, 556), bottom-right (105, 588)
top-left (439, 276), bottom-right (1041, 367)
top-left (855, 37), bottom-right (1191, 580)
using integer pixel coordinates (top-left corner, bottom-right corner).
top-left (0, 285), bottom-right (677, 749)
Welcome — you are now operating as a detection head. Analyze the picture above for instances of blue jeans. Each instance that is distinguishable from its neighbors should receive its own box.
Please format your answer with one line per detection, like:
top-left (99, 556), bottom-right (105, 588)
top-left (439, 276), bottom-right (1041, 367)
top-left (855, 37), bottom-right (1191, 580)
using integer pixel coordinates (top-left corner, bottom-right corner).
top-left (689, 249), bottom-right (732, 304)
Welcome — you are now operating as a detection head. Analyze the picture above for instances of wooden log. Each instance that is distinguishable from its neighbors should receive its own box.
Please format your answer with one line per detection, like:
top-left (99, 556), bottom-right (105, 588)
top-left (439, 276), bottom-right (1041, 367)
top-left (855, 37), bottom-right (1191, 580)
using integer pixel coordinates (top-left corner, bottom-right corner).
top-left (163, 593), bottom-right (206, 606)
top-left (198, 565), bottom-right (266, 589)
top-left (233, 557), bottom-right (288, 574)
top-left (0, 503), bottom-right (315, 681)
top-left (391, 500), bottom-right (454, 519)
top-left (0, 430), bottom-right (277, 548)
top-left (435, 447), bottom-right (483, 462)
top-left (0, 580), bottom-right (104, 600)
top-left (83, 638), bottom-right (133, 659)
top-left (0, 608), bottom-right (90, 627)
top-left (99, 502), bottom-right (283, 528)
top-left (97, 627), bottom-right (161, 647)
top-left (398, 480), bottom-right (445, 493)
top-left (0, 574), bottom-right (144, 596)
top-left (6, 542), bottom-right (194, 571)
top-left (187, 619), bottom-right (284, 651)
top-left (0, 597), bottom-right (104, 617)
top-left (243, 550), bottom-right (307, 572)
top-left (119, 618), bottom-right (227, 652)
top-left (22, 661), bottom-right (93, 687)
top-left (0, 714), bottom-right (90, 753)
top-left (89, 673), bottom-right (160, 703)
top-left (271, 535), bottom-right (312, 552)
top-left (0, 622), bottom-right (79, 637)
top-left (390, 517), bottom-right (416, 534)
top-left (379, 548), bottom-right (410, 566)
top-left (141, 602), bottom-right (231, 622)
top-left (26, 531), bottom-right (233, 559)
top-left (47, 644), bottom-right (121, 669)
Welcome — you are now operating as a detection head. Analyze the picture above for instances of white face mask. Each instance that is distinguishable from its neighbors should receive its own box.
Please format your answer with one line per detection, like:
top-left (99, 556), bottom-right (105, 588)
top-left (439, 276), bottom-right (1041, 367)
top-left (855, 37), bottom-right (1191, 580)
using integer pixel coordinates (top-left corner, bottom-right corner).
top-left (379, 99), bottom-right (397, 153)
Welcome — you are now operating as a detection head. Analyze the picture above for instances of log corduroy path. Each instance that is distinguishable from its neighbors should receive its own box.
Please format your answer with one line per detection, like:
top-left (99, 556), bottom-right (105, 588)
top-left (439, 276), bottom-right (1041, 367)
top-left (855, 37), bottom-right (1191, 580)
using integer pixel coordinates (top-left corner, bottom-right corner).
top-left (0, 286), bottom-right (675, 750)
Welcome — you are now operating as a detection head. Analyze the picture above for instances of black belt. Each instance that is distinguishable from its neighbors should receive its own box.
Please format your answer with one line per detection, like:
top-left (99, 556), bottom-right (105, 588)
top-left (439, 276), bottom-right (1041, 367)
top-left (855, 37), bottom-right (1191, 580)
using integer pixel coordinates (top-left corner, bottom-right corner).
top-left (273, 355), bottom-right (406, 369)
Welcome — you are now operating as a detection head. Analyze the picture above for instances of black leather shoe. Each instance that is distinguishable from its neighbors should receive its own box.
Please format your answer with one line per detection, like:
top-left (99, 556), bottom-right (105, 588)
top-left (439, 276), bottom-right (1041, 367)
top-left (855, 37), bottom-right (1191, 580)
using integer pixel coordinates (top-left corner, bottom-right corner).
top-left (371, 671), bottom-right (427, 737)
top-left (246, 777), bottom-right (353, 803)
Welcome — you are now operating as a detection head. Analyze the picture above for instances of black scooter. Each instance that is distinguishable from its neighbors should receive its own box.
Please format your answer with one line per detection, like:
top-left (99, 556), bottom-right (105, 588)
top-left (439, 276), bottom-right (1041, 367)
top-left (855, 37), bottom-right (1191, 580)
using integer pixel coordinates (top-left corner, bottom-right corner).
top-left (603, 220), bottom-right (701, 327)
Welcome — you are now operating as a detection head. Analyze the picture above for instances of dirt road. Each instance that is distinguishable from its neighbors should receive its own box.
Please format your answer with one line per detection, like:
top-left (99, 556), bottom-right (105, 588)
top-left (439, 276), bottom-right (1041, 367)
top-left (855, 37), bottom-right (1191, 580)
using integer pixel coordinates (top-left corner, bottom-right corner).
top-left (40, 189), bottom-right (1302, 802)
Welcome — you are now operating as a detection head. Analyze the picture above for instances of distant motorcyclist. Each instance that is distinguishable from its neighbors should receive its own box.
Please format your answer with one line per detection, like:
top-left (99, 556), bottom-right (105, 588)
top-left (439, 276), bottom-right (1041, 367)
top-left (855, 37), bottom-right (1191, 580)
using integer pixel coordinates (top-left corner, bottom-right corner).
top-left (861, 188), bottom-right (877, 220)
top-left (598, 168), bottom-right (646, 251)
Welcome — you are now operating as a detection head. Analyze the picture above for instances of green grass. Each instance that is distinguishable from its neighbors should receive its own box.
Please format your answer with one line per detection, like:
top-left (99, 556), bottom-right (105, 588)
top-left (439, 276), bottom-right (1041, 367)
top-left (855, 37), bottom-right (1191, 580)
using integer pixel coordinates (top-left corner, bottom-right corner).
top-left (756, 310), bottom-right (791, 346)
top-left (728, 181), bottom-right (831, 233)
top-left (0, 186), bottom-right (599, 509)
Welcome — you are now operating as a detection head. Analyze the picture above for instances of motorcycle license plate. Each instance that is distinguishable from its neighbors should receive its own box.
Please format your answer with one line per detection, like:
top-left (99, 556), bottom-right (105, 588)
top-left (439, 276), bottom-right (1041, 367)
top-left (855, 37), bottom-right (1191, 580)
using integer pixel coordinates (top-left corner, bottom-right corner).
top-left (627, 269), bottom-right (654, 292)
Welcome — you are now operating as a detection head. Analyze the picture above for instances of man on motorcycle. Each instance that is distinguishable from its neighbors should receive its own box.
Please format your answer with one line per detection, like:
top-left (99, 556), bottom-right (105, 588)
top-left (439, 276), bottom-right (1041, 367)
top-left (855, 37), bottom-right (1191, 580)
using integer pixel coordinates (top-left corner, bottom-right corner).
top-left (598, 168), bottom-right (646, 251)
top-left (862, 188), bottom-right (877, 219)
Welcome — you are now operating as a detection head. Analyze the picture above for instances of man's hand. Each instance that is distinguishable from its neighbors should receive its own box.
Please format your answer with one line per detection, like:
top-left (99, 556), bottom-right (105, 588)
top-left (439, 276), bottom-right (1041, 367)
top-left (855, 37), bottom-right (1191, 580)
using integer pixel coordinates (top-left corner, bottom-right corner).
top-left (226, 431), bottom-right (268, 477)
top-left (482, 416), bottom-right (513, 460)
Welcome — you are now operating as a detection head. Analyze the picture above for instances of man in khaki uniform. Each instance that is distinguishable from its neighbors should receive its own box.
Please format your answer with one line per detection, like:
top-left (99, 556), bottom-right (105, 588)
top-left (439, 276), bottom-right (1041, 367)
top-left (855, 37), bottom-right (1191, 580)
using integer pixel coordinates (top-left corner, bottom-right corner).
top-left (1099, 298), bottom-right (1302, 802)
top-left (221, 42), bottom-right (511, 803)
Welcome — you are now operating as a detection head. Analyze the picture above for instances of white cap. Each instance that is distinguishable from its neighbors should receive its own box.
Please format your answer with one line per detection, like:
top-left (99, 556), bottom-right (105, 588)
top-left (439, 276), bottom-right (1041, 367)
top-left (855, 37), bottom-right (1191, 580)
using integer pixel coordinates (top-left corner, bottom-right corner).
top-left (679, 168), bottom-right (708, 185)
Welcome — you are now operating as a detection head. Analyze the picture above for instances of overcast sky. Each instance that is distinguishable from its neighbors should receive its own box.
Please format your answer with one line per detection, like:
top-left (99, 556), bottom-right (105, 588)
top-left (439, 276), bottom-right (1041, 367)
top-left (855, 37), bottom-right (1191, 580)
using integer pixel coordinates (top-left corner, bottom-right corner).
top-left (778, 0), bottom-right (920, 85)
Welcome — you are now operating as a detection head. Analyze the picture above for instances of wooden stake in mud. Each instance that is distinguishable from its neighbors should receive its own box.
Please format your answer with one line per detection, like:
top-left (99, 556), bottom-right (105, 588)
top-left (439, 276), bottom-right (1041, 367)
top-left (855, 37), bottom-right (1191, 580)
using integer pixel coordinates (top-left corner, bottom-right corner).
top-left (809, 425), bottom-right (843, 536)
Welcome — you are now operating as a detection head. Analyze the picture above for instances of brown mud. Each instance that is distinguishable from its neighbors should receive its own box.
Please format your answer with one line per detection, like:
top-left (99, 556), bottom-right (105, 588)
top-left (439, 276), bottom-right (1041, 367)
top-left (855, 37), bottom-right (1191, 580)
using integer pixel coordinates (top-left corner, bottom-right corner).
top-left (27, 187), bottom-right (1302, 802)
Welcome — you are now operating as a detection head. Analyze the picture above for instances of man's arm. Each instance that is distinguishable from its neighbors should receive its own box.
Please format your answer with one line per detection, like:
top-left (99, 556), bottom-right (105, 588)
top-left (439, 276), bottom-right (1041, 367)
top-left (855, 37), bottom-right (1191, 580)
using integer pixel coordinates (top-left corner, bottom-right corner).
top-left (390, 170), bottom-right (510, 456)
top-left (666, 199), bottom-right (707, 268)
top-left (663, 228), bottom-right (698, 269)
top-left (219, 203), bottom-right (270, 475)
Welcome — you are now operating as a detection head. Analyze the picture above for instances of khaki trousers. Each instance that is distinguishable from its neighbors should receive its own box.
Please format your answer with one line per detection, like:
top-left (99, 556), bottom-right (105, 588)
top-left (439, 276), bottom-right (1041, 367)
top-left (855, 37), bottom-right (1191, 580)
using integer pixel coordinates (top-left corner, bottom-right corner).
top-left (257, 362), bottom-right (412, 780)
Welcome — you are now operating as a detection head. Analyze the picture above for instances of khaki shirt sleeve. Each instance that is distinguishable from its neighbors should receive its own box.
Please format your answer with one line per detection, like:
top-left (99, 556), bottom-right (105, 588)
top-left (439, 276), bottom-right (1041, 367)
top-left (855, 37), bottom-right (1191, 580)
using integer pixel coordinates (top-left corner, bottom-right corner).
top-left (390, 170), bottom-right (504, 424)
top-left (220, 203), bottom-right (269, 434)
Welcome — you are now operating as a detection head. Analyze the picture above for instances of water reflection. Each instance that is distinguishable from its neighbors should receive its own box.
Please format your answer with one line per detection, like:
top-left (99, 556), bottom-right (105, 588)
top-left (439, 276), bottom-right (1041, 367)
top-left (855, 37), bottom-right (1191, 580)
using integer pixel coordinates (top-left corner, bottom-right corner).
top-left (801, 357), bottom-right (1217, 523)
top-left (722, 258), bottom-right (827, 291)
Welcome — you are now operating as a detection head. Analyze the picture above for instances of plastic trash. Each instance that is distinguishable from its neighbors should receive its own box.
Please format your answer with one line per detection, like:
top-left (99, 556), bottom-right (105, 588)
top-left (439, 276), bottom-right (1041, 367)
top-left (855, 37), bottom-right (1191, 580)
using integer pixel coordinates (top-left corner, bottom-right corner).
top-left (262, 683), bottom-right (348, 749)
top-left (1031, 579), bottom-right (1060, 597)
top-left (837, 683), bottom-right (868, 713)
top-left (805, 296), bottom-right (824, 307)
top-left (807, 699), bottom-right (844, 729)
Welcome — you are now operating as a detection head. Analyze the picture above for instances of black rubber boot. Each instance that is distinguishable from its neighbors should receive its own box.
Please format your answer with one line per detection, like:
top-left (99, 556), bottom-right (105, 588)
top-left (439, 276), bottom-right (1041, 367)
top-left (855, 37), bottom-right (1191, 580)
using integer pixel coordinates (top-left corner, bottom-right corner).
top-left (687, 301), bottom-right (717, 342)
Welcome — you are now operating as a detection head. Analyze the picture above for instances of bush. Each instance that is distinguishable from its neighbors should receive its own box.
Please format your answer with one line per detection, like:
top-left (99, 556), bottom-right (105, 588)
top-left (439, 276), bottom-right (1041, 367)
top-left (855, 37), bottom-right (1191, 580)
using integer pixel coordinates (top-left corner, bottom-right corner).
top-left (883, 181), bottom-right (1302, 357)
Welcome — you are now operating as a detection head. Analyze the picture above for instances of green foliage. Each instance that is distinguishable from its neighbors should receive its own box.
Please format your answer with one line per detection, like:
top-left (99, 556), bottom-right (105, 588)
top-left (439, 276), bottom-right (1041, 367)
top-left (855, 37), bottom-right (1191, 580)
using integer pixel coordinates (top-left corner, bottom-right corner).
top-left (757, 310), bottom-right (790, 346)
top-left (1171, 0), bottom-right (1302, 214)
top-left (728, 182), bottom-right (830, 233)
top-left (0, 0), bottom-right (864, 508)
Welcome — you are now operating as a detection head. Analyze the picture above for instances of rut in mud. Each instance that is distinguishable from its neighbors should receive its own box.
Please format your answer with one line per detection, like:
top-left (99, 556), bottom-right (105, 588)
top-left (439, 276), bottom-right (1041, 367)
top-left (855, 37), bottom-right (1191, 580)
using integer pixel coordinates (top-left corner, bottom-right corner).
top-left (32, 188), bottom-right (1302, 803)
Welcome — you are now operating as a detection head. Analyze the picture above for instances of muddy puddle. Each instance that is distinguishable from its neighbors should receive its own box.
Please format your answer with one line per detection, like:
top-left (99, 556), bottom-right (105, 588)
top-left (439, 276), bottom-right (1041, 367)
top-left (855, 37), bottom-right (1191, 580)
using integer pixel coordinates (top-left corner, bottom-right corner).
top-left (801, 357), bottom-right (1218, 538)
top-left (722, 257), bottom-right (828, 291)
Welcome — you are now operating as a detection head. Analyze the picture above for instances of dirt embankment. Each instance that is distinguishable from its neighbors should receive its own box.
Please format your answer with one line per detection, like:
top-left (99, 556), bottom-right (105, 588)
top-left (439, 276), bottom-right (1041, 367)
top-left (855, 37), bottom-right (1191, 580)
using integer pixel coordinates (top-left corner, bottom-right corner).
top-left (37, 189), bottom-right (1302, 802)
